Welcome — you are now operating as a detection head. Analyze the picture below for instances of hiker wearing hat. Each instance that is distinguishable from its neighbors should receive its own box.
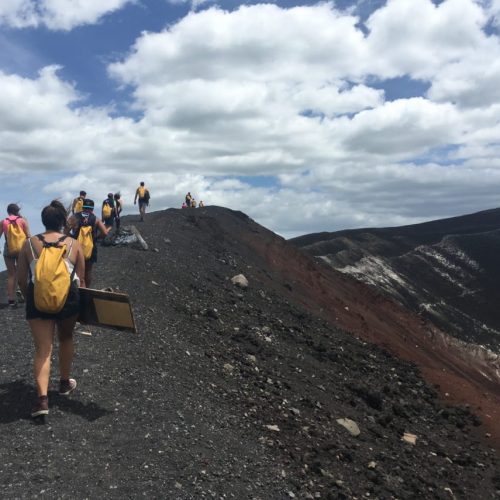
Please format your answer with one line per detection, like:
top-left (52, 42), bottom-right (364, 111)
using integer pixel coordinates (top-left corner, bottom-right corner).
top-left (16, 200), bottom-right (86, 418)
top-left (71, 191), bottom-right (87, 215)
top-left (0, 203), bottom-right (30, 308)
top-left (67, 199), bottom-right (109, 287)
top-left (101, 193), bottom-right (116, 229)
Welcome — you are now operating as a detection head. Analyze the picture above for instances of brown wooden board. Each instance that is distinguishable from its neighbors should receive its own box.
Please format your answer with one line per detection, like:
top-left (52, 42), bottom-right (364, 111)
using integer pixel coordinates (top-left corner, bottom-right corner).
top-left (78, 288), bottom-right (137, 333)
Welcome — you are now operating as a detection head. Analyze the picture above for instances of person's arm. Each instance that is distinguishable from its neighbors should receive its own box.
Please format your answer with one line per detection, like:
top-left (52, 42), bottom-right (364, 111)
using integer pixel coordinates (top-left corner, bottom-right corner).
top-left (17, 240), bottom-right (30, 299)
top-left (22, 218), bottom-right (31, 238)
top-left (71, 198), bottom-right (77, 214)
top-left (66, 214), bottom-right (77, 235)
top-left (73, 241), bottom-right (86, 288)
top-left (96, 217), bottom-right (111, 236)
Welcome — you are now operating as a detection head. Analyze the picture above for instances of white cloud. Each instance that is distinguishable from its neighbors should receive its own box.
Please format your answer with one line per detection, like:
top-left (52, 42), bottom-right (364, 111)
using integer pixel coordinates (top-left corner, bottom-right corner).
top-left (0, 1), bottom-right (37, 28)
top-left (0, 0), bottom-right (133, 30)
top-left (1, 1), bottom-right (500, 239)
top-left (365, 0), bottom-right (487, 79)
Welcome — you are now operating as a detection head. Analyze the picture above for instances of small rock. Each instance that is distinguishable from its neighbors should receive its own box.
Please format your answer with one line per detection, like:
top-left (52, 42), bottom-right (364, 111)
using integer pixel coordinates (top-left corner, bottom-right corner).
top-left (231, 274), bottom-right (249, 289)
top-left (151, 281), bottom-right (159, 286)
top-left (402, 432), bottom-right (417, 445)
top-left (368, 461), bottom-right (377, 469)
top-left (336, 418), bottom-right (360, 437)
top-left (246, 355), bottom-right (257, 364)
top-left (174, 482), bottom-right (182, 489)
top-left (153, 248), bottom-right (159, 253)
top-left (290, 408), bottom-right (300, 416)
top-left (223, 363), bottom-right (234, 374)
top-left (265, 424), bottom-right (280, 432)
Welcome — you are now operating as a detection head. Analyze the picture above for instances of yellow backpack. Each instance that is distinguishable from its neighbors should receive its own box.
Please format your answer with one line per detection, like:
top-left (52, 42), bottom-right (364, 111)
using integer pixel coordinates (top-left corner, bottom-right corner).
top-left (6, 217), bottom-right (26, 257)
top-left (74, 197), bottom-right (84, 214)
top-left (138, 186), bottom-right (146, 198)
top-left (102, 202), bottom-right (112, 219)
top-left (76, 213), bottom-right (95, 260)
top-left (33, 235), bottom-right (73, 314)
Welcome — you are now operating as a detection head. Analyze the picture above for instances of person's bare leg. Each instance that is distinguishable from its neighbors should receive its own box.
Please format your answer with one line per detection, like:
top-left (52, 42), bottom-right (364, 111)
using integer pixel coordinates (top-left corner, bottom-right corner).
top-left (85, 261), bottom-right (93, 288)
top-left (4, 256), bottom-right (17, 302)
top-left (29, 319), bottom-right (55, 396)
top-left (57, 315), bottom-right (77, 380)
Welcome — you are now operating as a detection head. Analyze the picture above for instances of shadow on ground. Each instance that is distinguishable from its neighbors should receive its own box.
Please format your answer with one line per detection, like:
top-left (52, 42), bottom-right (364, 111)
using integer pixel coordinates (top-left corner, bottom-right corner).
top-left (0, 380), bottom-right (111, 423)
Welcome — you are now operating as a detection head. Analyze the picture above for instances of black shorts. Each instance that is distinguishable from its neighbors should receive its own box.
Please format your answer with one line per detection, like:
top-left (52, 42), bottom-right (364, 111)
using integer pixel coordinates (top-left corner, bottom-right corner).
top-left (103, 216), bottom-right (115, 228)
top-left (26, 281), bottom-right (80, 321)
top-left (138, 200), bottom-right (148, 209)
top-left (3, 242), bottom-right (15, 260)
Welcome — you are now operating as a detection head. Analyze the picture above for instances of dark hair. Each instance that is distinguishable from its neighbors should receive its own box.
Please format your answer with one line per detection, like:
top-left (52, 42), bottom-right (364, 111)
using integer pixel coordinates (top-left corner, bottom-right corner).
top-left (41, 200), bottom-right (67, 231)
top-left (140, 182), bottom-right (145, 186)
top-left (114, 192), bottom-right (121, 200)
top-left (80, 190), bottom-right (86, 196)
top-left (7, 203), bottom-right (20, 216)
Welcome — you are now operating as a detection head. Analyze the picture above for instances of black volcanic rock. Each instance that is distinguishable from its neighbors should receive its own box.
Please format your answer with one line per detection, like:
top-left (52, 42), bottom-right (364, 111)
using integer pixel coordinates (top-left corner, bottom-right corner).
top-left (292, 208), bottom-right (500, 352)
top-left (0, 207), bottom-right (499, 499)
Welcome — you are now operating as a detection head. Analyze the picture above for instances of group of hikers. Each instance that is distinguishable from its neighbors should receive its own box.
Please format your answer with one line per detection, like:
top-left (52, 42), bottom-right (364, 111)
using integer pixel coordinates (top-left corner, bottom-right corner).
top-left (182, 192), bottom-right (204, 209)
top-left (0, 181), bottom-right (151, 418)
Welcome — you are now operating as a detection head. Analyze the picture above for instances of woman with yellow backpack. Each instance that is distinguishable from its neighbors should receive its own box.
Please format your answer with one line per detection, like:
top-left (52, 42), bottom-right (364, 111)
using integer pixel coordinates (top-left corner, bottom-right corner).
top-left (0, 203), bottom-right (30, 308)
top-left (17, 200), bottom-right (86, 418)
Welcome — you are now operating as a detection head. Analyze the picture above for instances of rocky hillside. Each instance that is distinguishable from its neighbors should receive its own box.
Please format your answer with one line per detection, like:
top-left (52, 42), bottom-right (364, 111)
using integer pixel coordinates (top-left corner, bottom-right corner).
top-left (1, 207), bottom-right (499, 499)
top-left (292, 208), bottom-right (500, 353)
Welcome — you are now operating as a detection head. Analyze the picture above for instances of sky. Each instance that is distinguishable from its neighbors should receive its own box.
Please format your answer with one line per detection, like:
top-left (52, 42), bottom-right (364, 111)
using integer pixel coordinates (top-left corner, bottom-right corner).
top-left (1, 0), bottom-right (500, 244)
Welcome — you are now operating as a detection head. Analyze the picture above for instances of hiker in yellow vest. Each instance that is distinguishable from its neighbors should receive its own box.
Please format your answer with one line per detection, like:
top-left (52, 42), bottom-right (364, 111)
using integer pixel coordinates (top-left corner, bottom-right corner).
top-left (71, 191), bottom-right (87, 215)
top-left (134, 182), bottom-right (150, 222)
top-left (67, 199), bottom-right (109, 287)
top-left (0, 204), bottom-right (30, 308)
top-left (17, 200), bottom-right (86, 418)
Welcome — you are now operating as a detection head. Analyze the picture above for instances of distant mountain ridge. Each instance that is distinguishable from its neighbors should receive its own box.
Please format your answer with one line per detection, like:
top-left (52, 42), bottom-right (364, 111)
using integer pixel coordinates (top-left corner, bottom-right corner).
top-left (291, 207), bottom-right (500, 352)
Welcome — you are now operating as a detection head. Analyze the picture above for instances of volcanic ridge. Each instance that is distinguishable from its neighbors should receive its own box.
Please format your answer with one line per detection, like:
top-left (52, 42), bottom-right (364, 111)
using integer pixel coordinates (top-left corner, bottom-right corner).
top-left (1, 206), bottom-right (499, 499)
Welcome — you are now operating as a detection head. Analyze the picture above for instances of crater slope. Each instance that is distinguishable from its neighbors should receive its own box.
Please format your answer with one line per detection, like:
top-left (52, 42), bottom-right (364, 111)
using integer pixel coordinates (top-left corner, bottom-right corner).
top-left (0, 207), bottom-right (499, 499)
top-left (292, 208), bottom-right (500, 353)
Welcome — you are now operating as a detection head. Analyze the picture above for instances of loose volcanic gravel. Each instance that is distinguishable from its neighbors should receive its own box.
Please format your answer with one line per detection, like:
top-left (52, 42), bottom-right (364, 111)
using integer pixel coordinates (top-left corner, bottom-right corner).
top-left (1, 206), bottom-right (499, 499)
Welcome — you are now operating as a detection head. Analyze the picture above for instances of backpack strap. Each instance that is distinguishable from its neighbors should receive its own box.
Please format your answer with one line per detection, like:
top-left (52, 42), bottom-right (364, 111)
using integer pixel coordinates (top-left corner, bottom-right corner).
top-left (66, 237), bottom-right (74, 259)
top-left (35, 234), bottom-right (77, 280)
top-left (37, 234), bottom-right (67, 249)
top-left (28, 237), bottom-right (38, 260)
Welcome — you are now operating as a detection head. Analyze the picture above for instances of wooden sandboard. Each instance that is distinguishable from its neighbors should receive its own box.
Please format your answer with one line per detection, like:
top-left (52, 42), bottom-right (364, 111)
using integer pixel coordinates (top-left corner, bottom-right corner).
top-left (78, 288), bottom-right (137, 333)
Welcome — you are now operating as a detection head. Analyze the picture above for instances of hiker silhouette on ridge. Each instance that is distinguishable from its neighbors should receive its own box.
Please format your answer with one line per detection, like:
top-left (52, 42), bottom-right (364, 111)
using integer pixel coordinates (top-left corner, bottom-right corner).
top-left (114, 193), bottom-right (123, 231)
top-left (17, 200), bottom-right (86, 418)
top-left (101, 193), bottom-right (116, 229)
top-left (134, 182), bottom-right (150, 222)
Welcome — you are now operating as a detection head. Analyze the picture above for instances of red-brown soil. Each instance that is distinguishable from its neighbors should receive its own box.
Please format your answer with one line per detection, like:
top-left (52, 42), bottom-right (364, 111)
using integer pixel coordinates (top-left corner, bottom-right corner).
top-left (241, 225), bottom-right (500, 448)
